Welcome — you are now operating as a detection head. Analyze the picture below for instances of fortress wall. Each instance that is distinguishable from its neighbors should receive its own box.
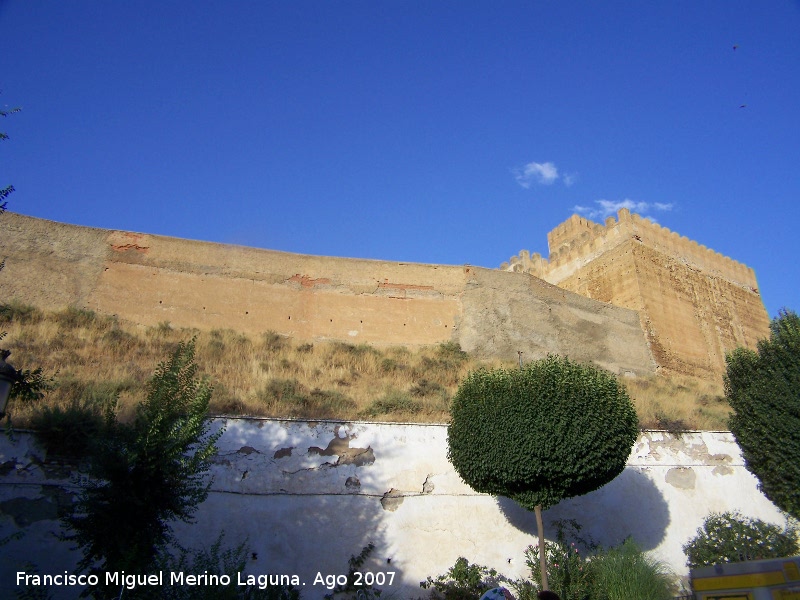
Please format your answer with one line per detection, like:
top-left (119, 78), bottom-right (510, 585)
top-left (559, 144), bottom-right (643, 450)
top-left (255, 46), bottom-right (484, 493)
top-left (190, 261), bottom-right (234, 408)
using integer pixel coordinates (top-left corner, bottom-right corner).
top-left (632, 244), bottom-right (771, 378)
top-left (0, 211), bottom-right (110, 309)
top-left (544, 209), bottom-right (758, 290)
top-left (457, 267), bottom-right (654, 375)
top-left (552, 238), bottom-right (769, 379)
top-left (0, 213), bottom-right (656, 375)
top-left (623, 211), bottom-right (759, 290)
top-left (503, 209), bottom-right (770, 380)
top-left (550, 243), bottom-right (644, 311)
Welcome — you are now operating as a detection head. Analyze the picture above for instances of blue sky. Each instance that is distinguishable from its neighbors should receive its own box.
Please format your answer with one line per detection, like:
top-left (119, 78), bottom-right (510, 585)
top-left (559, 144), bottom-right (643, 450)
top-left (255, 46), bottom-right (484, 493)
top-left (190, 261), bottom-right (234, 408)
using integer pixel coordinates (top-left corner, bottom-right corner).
top-left (2, 1), bottom-right (799, 319)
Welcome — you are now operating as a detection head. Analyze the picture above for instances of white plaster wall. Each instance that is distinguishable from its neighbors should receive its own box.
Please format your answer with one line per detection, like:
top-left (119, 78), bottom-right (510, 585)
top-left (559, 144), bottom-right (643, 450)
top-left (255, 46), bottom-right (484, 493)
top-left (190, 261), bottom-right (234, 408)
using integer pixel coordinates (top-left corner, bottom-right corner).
top-left (0, 419), bottom-right (787, 599)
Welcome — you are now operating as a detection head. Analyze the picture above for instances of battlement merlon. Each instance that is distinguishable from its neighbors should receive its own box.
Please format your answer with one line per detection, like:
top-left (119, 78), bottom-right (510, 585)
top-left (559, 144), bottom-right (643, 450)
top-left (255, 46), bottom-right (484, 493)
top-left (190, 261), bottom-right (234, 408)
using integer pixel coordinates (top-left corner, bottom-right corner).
top-left (547, 213), bottom-right (607, 254)
top-left (519, 209), bottom-right (759, 291)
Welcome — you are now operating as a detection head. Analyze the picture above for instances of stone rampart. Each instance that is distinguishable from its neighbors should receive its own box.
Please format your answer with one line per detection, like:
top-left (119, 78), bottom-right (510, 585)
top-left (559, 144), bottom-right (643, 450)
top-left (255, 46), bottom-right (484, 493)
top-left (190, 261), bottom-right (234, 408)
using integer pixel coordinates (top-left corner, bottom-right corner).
top-left (0, 212), bottom-right (655, 376)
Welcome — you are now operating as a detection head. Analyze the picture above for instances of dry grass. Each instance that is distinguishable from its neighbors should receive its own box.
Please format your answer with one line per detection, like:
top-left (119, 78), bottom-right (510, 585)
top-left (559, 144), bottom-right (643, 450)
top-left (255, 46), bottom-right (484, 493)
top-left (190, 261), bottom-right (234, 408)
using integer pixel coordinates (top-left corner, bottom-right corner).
top-left (0, 303), bottom-right (729, 430)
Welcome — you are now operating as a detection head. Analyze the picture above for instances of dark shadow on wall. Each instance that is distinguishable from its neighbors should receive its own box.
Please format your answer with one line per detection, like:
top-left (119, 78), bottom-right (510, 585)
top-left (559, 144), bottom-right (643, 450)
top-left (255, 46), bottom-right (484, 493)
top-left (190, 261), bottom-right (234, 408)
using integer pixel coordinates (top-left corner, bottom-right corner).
top-left (496, 466), bottom-right (671, 551)
top-left (184, 418), bottom-right (406, 599)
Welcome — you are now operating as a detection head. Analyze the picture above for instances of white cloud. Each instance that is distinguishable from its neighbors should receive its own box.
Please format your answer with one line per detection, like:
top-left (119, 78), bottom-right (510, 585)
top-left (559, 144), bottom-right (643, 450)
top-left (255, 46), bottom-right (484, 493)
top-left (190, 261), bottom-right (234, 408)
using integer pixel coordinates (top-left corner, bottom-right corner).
top-left (562, 172), bottom-right (577, 187)
top-left (573, 199), bottom-right (674, 222)
top-left (514, 161), bottom-right (559, 188)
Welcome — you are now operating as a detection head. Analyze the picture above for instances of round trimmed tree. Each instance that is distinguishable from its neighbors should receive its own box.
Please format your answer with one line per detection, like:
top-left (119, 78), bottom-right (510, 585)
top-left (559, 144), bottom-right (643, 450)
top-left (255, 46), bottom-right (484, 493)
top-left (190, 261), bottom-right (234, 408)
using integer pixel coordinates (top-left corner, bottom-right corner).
top-left (447, 354), bottom-right (639, 590)
top-left (726, 309), bottom-right (800, 520)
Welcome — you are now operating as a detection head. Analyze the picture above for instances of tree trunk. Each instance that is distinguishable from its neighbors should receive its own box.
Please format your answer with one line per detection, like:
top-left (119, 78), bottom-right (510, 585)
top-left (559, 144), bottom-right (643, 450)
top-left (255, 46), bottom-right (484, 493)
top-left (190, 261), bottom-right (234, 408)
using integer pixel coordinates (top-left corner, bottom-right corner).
top-left (535, 504), bottom-right (549, 591)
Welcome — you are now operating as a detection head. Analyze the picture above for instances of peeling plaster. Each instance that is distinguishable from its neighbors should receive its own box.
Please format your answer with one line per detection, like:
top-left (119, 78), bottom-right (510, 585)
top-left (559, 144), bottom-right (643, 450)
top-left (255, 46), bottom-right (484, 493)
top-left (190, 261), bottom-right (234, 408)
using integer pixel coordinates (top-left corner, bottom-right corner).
top-left (274, 447), bottom-right (293, 459)
top-left (380, 489), bottom-right (404, 512)
top-left (0, 487), bottom-right (74, 527)
top-left (665, 467), bottom-right (696, 489)
top-left (307, 429), bottom-right (375, 467)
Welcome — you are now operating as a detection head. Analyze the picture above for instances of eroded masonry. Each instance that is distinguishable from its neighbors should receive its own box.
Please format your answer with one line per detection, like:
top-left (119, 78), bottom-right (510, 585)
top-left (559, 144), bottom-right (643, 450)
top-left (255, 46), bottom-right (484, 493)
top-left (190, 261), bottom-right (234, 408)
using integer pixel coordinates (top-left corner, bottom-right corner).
top-left (503, 208), bottom-right (769, 379)
top-left (1, 209), bottom-right (769, 380)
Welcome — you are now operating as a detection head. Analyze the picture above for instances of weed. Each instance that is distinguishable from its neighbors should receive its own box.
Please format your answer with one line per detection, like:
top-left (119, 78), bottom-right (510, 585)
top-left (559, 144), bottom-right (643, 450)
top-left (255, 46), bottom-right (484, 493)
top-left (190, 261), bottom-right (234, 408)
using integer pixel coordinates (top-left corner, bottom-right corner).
top-left (262, 330), bottom-right (288, 353)
top-left (591, 538), bottom-right (675, 600)
top-left (0, 306), bottom-right (726, 428)
top-left (410, 379), bottom-right (444, 397)
top-left (53, 306), bottom-right (99, 330)
top-left (380, 357), bottom-right (402, 373)
top-left (654, 412), bottom-right (691, 436)
top-left (29, 398), bottom-right (110, 460)
top-left (361, 388), bottom-right (422, 418)
top-left (421, 556), bottom-right (504, 600)
top-left (0, 301), bottom-right (43, 324)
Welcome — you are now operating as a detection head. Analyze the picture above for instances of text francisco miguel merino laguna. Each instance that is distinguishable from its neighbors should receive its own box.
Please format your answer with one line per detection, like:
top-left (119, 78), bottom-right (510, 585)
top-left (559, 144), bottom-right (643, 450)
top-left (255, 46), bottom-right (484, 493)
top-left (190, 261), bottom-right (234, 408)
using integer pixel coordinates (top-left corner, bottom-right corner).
top-left (17, 569), bottom-right (397, 591)
top-left (17, 571), bottom-right (305, 591)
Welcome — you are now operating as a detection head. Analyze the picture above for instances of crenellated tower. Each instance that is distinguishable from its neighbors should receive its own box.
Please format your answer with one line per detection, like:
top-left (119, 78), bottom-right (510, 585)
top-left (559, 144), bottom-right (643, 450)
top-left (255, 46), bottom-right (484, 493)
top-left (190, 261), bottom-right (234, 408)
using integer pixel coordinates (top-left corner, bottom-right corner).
top-left (502, 208), bottom-right (770, 380)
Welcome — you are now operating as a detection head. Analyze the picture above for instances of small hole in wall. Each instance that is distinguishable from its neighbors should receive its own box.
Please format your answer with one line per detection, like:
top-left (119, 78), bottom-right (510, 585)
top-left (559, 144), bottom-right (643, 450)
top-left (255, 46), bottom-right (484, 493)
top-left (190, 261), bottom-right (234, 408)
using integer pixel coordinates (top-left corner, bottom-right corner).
top-left (159, 300), bottom-right (162, 304)
top-left (330, 319), bottom-right (333, 323)
top-left (245, 311), bottom-right (249, 315)
top-left (387, 558), bottom-right (392, 564)
top-left (288, 316), bottom-right (291, 320)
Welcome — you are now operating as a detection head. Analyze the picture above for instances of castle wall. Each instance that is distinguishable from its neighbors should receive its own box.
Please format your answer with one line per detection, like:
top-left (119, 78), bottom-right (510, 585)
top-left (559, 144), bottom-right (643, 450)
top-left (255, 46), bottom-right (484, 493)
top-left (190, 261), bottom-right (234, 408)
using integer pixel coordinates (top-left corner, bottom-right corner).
top-left (0, 422), bottom-right (785, 599)
top-left (504, 209), bottom-right (770, 380)
top-left (0, 213), bottom-right (655, 376)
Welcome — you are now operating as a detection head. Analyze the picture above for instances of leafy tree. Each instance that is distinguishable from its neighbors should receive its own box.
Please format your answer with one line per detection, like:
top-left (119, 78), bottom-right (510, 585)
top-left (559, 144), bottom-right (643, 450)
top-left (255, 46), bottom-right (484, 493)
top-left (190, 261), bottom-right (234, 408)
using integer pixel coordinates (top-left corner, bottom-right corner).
top-left (1, 96), bottom-right (21, 212)
top-left (63, 339), bottom-right (223, 599)
top-left (726, 309), bottom-right (800, 519)
top-left (447, 355), bottom-right (639, 591)
top-left (0, 98), bottom-right (49, 416)
top-left (683, 511), bottom-right (799, 569)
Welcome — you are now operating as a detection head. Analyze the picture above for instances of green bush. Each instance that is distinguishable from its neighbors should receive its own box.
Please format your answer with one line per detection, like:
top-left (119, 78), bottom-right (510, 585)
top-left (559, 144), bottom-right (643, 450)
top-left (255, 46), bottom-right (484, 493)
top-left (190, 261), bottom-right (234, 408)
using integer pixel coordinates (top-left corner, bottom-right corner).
top-left (420, 557), bottom-right (505, 600)
top-left (437, 341), bottom-right (468, 362)
top-left (155, 534), bottom-right (300, 600)
top-left (727, 309), bottom-right (800, 519)
top-left (448, 355), bottom-right (639, 511)
top-left (53, 306), bottom-right (99, 329)
top-left (410, 379), bottom-right (445, 397)
top-left (261, 330), bottom-right (288, 353)
top-left (683, 511), bottom-right (799, 568)
top-left (360, 388), bottom-right (422, 417)
top-left (324, 543), bottom-right (382, 600)
top-left (259, 378), bottom-right (355, 417)
top-left (0, 301), bottom-right (43, 324)
top-left (62, 339), bottom-right (223, 599)
top-left (590, 539), bottom-right (674, 600)
top-left (29, 398), bottom-right (110, 459)
top-left (518, 521), bottom-right (593, 600)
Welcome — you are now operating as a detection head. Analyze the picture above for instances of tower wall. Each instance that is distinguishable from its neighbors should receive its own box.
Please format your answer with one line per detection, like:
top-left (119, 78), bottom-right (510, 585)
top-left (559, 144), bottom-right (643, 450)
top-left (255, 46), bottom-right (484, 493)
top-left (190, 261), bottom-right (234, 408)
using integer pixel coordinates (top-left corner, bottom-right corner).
top-left (505, 208), bottom-right (770, 379)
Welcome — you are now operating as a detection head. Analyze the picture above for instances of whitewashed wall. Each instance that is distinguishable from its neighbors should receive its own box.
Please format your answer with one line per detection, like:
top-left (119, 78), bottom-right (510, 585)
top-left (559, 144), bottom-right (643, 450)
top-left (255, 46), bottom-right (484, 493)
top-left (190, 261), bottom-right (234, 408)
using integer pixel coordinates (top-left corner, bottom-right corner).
top-left (0, 419), bottom-right (786, 599)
